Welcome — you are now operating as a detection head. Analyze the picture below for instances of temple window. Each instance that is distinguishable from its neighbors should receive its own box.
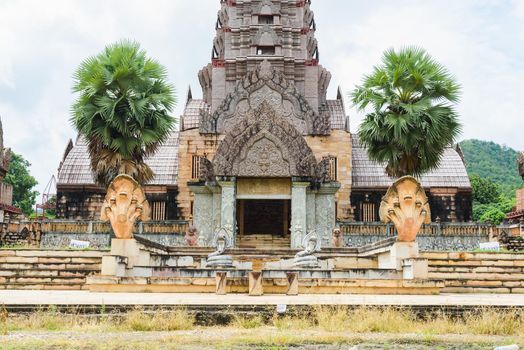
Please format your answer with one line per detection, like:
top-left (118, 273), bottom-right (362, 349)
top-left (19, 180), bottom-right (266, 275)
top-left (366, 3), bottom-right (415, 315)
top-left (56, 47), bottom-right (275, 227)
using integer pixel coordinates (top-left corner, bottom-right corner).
top-left (257, 46), bottom-right (275, 55)
top-left (151, 201), bottom-right (166, 221)
top-left (361, 202), bottom-right (376, 222)
top-left (191, 155), bottom-right (201, 180)
top-left (258, 15), bottom-right (274, 24)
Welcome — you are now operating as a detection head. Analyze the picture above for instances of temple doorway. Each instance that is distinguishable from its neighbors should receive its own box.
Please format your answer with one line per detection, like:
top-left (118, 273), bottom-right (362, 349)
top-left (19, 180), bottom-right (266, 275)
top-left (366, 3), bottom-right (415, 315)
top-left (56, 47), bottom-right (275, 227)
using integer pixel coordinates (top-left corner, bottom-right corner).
top-left (237, 199), bottom-right (291, 249)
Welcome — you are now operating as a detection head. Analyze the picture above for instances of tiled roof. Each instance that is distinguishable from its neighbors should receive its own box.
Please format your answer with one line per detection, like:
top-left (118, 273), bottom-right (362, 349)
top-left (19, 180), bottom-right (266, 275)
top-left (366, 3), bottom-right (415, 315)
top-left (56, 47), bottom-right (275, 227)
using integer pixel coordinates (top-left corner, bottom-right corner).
top-left (181, 99), bottom-right (210, 130)
top-left (326, 99), bottom-right (348, 130)
top-left (57, 132), bottom-right (179, 186)
top-left (352, 136), bottom-right (471, 189)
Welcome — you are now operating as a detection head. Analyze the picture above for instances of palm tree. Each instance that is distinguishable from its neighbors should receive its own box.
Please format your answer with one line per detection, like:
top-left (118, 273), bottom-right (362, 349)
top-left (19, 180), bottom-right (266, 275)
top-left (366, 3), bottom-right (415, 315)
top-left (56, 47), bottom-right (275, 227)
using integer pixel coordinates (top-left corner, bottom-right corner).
top-left (351, 47), bottom-right (461, 178)
top-left (71, 40), bottom-right (176, 187)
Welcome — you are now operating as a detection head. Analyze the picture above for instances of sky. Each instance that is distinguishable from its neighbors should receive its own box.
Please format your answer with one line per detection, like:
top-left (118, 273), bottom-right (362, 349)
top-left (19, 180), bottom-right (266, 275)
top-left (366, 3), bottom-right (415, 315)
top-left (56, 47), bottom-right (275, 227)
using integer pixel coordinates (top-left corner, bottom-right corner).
top-left (0, 0), bottom-right (523, 197)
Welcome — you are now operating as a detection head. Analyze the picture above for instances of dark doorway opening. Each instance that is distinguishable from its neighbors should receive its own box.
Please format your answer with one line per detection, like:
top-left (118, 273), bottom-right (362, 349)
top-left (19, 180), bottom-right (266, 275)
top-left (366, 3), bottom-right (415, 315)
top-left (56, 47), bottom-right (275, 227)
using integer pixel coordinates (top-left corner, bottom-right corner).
top-left (238, 199), bottom-right (290, 236)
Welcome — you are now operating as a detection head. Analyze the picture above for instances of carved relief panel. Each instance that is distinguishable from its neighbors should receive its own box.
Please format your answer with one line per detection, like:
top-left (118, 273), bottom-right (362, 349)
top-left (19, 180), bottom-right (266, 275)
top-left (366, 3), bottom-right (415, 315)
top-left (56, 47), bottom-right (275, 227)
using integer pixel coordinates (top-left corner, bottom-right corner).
top-left (236, 136), bottom-right (291, 177)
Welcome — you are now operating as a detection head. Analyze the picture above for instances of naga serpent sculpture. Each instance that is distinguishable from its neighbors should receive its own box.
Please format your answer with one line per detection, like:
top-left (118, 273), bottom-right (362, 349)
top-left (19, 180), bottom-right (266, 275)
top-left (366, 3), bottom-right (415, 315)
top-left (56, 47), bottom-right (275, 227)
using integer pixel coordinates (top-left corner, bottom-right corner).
top-left (100, 174), bottom-right (150, 239)
top-left (379, 176), bottom-right (431, 242)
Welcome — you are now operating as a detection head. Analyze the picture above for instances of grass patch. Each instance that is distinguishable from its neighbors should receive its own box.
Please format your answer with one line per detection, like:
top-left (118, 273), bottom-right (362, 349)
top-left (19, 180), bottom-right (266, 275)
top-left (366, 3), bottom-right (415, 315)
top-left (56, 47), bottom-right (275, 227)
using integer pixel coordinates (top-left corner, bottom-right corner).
top-left (231, 314), bottom-right (265, 329)
top-left (1, 306), bottom-right (524, 339)
top-left (121, 308), bottom-right (194, 331)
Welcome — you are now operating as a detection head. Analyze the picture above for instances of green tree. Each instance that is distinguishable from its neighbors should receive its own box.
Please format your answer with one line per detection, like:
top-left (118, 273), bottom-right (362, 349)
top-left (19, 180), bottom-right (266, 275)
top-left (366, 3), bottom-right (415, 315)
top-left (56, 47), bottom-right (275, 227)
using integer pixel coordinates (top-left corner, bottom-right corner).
top-left (71, 40), bottom-right (176, 187)
top-left (460, 139), bottom-right (522, 198)
top-left (4, 152), bottom-right (38, 216)
top-left (352, 47), bottom-right (462, 177)
top-left (479, 207), bottom-right (506, 225)
top-left (470, 174), bottom-right (500, 204)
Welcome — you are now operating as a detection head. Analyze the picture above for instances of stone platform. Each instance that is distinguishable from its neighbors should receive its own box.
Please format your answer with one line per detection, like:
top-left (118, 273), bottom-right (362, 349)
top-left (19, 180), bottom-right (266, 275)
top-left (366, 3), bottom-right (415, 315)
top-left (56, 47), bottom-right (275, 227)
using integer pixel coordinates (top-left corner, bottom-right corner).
top-left (87, 237), bottom-right (439, 295)
top-left (1, 290), bottom-right (524, 309)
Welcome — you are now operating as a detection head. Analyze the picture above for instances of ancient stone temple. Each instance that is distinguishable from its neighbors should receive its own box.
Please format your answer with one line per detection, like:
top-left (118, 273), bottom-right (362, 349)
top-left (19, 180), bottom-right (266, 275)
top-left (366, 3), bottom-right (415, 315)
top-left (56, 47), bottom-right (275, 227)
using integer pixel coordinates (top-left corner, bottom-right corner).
top-left (179, 0), bottom-right (350, 248)
top-left (56, 0), bottom-right (472, 246)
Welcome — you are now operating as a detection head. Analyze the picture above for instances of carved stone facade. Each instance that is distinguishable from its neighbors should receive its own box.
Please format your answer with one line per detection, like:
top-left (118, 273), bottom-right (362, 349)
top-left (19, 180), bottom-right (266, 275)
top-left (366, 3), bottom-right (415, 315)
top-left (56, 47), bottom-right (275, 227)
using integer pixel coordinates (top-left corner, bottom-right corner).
top-left (213, 102), bottom-right (318, 178)
top-left (178, 0), bottom-right (352, 248)
top-left (200, 61), bottom-right (330, 136)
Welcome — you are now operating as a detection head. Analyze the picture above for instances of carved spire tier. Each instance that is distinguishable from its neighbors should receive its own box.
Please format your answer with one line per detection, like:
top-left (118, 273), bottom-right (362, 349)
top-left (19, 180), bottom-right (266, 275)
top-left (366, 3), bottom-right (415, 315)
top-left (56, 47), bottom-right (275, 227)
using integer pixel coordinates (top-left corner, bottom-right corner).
top-left (199, 0), bottom-right (332, 129)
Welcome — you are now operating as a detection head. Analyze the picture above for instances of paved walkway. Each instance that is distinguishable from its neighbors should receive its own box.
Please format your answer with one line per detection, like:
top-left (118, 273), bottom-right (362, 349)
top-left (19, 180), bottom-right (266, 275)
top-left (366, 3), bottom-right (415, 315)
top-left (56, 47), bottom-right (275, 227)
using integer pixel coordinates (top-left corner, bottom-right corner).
top-left (0, 290), bottom-right (523, 307)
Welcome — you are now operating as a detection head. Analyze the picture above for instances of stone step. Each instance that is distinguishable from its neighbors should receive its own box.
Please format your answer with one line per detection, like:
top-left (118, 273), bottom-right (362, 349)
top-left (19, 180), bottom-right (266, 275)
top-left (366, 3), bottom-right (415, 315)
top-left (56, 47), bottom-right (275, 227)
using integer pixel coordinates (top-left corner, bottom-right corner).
top-left (441, 287), bottom-right (518, 294)
top-left (428, 260), bottom-right (523, 267)
top-left (428, 272), bottom-right (524, 281)
top-left (238, 235), bottom-right (291, 249)
top-left (0, 256), bottom-right (102, 263)
top-left (0, 269), bottom-right (97, 277)
top-left (429, 267), bottom-right (524, 274)
top-left (422, 252), bottom-right (524, 260)
top-left (0, 263), bottom-right (101, 271)
top-left (0, 283), bottom-right (87, 290)
top-left (0, 277), bottom-right (87, 286)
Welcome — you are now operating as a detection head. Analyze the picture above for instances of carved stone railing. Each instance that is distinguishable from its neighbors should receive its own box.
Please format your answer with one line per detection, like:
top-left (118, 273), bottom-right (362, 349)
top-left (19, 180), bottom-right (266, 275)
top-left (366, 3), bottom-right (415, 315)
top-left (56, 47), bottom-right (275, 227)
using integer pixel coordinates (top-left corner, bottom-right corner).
top-left (36, 220), bottom-right (189, 235)
top-left (138, 221), bottom-right (190, 234)
top-left (338, 222), bottom-right (495, 237)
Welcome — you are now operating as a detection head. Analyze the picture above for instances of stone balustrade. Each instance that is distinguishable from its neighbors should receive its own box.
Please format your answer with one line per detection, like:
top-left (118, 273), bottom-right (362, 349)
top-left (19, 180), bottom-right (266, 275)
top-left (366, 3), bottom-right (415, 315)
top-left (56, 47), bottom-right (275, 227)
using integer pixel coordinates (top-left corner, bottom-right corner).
top-left (338, 222), bottom-right (494, 237)
top-left (0, 220), bottom-right (510, 251)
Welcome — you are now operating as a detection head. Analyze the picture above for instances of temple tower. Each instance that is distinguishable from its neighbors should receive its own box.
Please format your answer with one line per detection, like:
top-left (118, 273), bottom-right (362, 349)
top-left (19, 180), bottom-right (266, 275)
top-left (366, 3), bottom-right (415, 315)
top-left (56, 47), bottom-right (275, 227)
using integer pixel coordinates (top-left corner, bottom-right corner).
top-left (178, 0), bottom-right (352, 248)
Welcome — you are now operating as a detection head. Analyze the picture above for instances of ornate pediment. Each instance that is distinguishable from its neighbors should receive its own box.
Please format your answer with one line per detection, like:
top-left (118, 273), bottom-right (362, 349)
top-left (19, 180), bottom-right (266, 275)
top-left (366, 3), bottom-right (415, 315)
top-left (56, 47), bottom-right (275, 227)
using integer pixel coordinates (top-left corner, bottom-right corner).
top-left (253, 25), bottom-right (281, 46)
top-left (200, 60), bottom-right (331, 135)
top-left (213, 102), bottom-right (317, 178)
top-left (254, 0), bottom-right (280, 15)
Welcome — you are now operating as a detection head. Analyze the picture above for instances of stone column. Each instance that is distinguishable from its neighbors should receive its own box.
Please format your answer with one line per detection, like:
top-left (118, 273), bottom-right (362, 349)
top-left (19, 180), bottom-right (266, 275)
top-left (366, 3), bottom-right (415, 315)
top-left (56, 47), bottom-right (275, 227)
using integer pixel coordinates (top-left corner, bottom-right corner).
top-left (188, 184), bottom-right (214, 245)
top-left (316, 182), bottom-right (341, 247)
top-left (218, 178), bottom-right (236, 246)
top-left (291, 181), bottom-right (309, 248)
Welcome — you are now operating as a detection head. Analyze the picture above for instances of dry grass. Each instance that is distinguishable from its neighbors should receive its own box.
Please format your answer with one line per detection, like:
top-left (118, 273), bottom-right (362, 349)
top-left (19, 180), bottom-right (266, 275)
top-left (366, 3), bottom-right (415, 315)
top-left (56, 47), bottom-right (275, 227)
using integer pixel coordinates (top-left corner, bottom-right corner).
top-left (0, 305), bottom-right (523, 338)
top-left (121, 308), bottom-right (194, 331)
top-left (0, 306), bottom-right (195, 333)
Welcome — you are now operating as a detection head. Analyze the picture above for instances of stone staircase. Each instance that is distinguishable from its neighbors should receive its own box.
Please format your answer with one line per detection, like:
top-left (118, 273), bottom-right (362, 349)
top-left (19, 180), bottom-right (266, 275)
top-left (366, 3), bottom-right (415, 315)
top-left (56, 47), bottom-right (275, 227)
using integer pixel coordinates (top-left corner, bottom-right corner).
top-left (423, 251), bottom-right (524, 293)
top-left (0, 250), bottom-right (104, 290)
top-left (238, 234), bottom-right (291, 249)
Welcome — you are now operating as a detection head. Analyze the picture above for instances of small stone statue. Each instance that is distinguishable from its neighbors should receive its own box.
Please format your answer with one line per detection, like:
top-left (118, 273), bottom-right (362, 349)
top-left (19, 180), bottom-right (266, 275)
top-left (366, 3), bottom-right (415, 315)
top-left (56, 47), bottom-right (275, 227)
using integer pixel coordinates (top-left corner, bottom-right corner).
top-left (379, 176), bottom-right (431, 242)
top-left (206, 228), bottom-right (234, 268)
top-left (331, 227), bottom-right (344, 248)
top-left (293, 231), bottom-right (321, 268)
top-left (184, 225), bottom-right (199, 247)
top-left (100, 174), bottom-right (150, 239)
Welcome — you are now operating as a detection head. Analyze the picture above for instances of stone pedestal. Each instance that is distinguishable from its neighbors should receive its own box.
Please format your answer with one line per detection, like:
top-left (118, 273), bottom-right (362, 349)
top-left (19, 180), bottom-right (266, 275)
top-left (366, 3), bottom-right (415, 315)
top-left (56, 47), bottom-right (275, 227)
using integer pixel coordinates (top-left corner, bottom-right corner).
top-left (402, 258), bottom-right (429, 280)
top-left (378, 242), bottom-right (420, 270)
top-left (286, 272), bottom-right (299, 295)
top-left (215, 272), bottom-right (228, 295)
top-left (291, 181), bottom-right (309, 248)
top-left (249, 271), bottom-right (263, 296)
top-left (101, 239), bottom-right (151, 277)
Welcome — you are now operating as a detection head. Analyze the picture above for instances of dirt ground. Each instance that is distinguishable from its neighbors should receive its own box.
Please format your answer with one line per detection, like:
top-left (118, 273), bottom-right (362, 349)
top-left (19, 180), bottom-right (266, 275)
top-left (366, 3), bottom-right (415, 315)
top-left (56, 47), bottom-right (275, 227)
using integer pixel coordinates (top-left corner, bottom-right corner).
top-left (1, 329), bottom-right (520, 350)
